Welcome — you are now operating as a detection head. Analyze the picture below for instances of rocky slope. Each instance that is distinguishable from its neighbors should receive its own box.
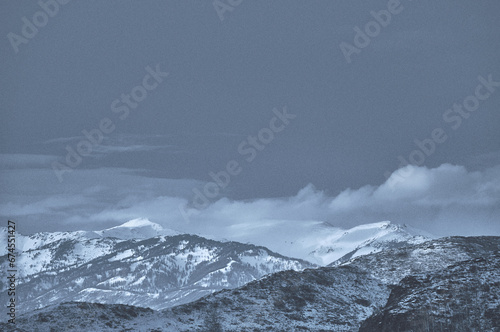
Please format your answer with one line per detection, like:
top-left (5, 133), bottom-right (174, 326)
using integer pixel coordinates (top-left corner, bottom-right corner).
top-left (337, 235), bottom-right (500, 284)
top-left (360, 254), bottom-right (500, 331)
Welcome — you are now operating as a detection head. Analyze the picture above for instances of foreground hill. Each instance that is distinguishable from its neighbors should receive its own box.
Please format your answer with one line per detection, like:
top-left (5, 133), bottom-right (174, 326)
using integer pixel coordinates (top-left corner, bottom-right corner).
top-left (360, 254), bottom-right (500, 331)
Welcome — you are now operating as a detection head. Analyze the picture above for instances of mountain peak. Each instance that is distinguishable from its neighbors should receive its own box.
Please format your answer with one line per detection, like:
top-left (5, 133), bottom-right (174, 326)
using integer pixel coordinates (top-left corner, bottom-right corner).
top-left (96, 218), bottom-right (178, 239)
top-left (109, 218), bottom-right (163, 231)
top-left (310, 221), bottom-right (432, 266)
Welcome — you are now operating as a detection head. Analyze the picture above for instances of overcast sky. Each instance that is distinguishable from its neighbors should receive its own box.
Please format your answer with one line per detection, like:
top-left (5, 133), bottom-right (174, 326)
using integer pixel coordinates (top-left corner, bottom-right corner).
top-left (1, 0), bottom-right (499, 236)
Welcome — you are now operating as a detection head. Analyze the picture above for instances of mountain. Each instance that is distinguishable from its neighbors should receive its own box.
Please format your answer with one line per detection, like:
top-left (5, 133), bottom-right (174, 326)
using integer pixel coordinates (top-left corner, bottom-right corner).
top-left (0, 226), bottom-right (101, 256)
top-left (157, 236), bottom-right (500, 331)
top-left (3, 266), bottom-right (390, 332)
top-left (312, 221), bottom-right (431, 266)
top-left (210, 220), bottom-right (431, 265)
top-left (336, 235), bottom-right (500, 284)
top-left (0, 218), bottom-right (177, 256)
top-left (0, 218), bottom-right (172, 280)
top-left (161, 264), bottom-right (390, 331)
top-left (0, 219), bottom-right (429, 266)
top-left (0, 232), bottom-right (313, 313)
top-left (4, 236), bottom-right (499, 331)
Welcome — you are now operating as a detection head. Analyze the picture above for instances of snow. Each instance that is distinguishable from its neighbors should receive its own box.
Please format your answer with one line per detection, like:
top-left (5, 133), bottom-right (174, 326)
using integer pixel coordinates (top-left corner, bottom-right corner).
top-left (208, 220), bottom-right (430, 265)
top-left (94, 218), bottom-right (180, 240)
top-left (108, 249), bottom-right (135, 262)
top-left (109, 218), bottom-right (163, 230)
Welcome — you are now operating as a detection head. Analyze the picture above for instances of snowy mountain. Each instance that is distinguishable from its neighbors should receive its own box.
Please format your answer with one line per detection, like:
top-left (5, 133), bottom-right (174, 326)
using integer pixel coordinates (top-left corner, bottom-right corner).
top-left (4, 236), bottom-right (499, 331)
top-left (0, 218), bottom-right (174, 257)
top-left (311, 221), bottom-right (431, 265)
top-left (337, 235), bottom-right (500, 284)
top-left (156, 236), bottom-right (500, 331)
top-left (0, 226), bottom-right (101, 256)
top-left (0, 219), bottom-right (429, 317)
top-left (0, 218), bottom-right (176, 280)
top-left (208, 220), bottom-right (431, 265)
top-left (0, 219), bottom-right (430, 266)
top-left (0, 231), bottom-right (313, 314)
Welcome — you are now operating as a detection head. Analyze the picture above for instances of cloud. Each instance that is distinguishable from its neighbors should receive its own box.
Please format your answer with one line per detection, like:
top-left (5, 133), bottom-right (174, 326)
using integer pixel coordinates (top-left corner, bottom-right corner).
top-left (42, 134), bottom-right (177, 156)
top-left (178, 164), bottom-right (500, 237)
top-left (0, 164), bottom-right (202, 233)
top-left (0, 154), bottom-right (59, 169)
top-left (91, 144), bottom-right (171, 154)
top-left (1, 158), bottom-right (499, 237)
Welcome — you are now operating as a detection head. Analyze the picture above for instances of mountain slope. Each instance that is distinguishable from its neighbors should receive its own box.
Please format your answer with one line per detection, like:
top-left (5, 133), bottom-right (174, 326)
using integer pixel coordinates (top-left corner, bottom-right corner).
top-left (314, 221), bottom-right (431, 265)
top-left (337, 236), bottom-right (500, 284)
top-left (1, 266), bottom-right (390, 332)
top-left (359, 254), bottom-right (500, 331)
top-left (2, 302), bottom-right (163, 332)
top-left (162, 265), bottom-right (390, 331)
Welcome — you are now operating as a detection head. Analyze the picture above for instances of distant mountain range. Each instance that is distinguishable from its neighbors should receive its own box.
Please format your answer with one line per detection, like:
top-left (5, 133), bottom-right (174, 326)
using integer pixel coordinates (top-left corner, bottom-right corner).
top-left (3, 236), bottom-right (499, 331)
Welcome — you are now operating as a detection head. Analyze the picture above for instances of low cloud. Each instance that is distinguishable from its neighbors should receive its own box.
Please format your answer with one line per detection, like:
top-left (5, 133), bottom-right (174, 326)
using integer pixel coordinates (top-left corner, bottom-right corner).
top-left (43, 134), bottom-right (176, 156)
top-left (1, 157), bottom-right (499, 237)
top-left (174, 164), bottom-right (500, 237)
top-left (0, 154), bottom-right (59, 169)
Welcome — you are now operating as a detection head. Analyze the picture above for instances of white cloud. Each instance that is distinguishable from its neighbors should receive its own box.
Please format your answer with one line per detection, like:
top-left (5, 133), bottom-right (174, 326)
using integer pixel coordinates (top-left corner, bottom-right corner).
top-left (177, 164), bottom-right (500, 237)
top-left (1, 159), bottom-right (499, 237)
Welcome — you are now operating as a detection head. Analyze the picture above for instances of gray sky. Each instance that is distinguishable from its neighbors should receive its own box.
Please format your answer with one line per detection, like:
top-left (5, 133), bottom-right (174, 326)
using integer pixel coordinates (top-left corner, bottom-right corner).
top-left (1, 0), bottom-right (499, 236)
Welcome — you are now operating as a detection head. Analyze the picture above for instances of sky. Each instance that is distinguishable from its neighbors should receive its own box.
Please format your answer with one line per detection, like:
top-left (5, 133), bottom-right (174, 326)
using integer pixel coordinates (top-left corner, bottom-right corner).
top-left (1, 0), bottom-right (499, 236)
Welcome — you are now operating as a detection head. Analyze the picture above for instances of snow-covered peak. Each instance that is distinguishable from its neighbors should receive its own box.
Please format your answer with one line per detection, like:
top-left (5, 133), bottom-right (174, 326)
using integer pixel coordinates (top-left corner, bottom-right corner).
top-left (312, 221), bottom-right (432, 266)
top-left (107, 218), bottom-right (163, 231)
top-left (95, 218), bottom-right (179, 240)
top-left (209, 219), bottom-right (431, 266)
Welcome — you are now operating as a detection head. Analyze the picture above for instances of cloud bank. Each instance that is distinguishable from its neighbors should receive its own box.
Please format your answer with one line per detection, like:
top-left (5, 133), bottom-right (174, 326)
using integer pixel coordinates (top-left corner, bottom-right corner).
top-left (1, 154), bottom-right (499, 237)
